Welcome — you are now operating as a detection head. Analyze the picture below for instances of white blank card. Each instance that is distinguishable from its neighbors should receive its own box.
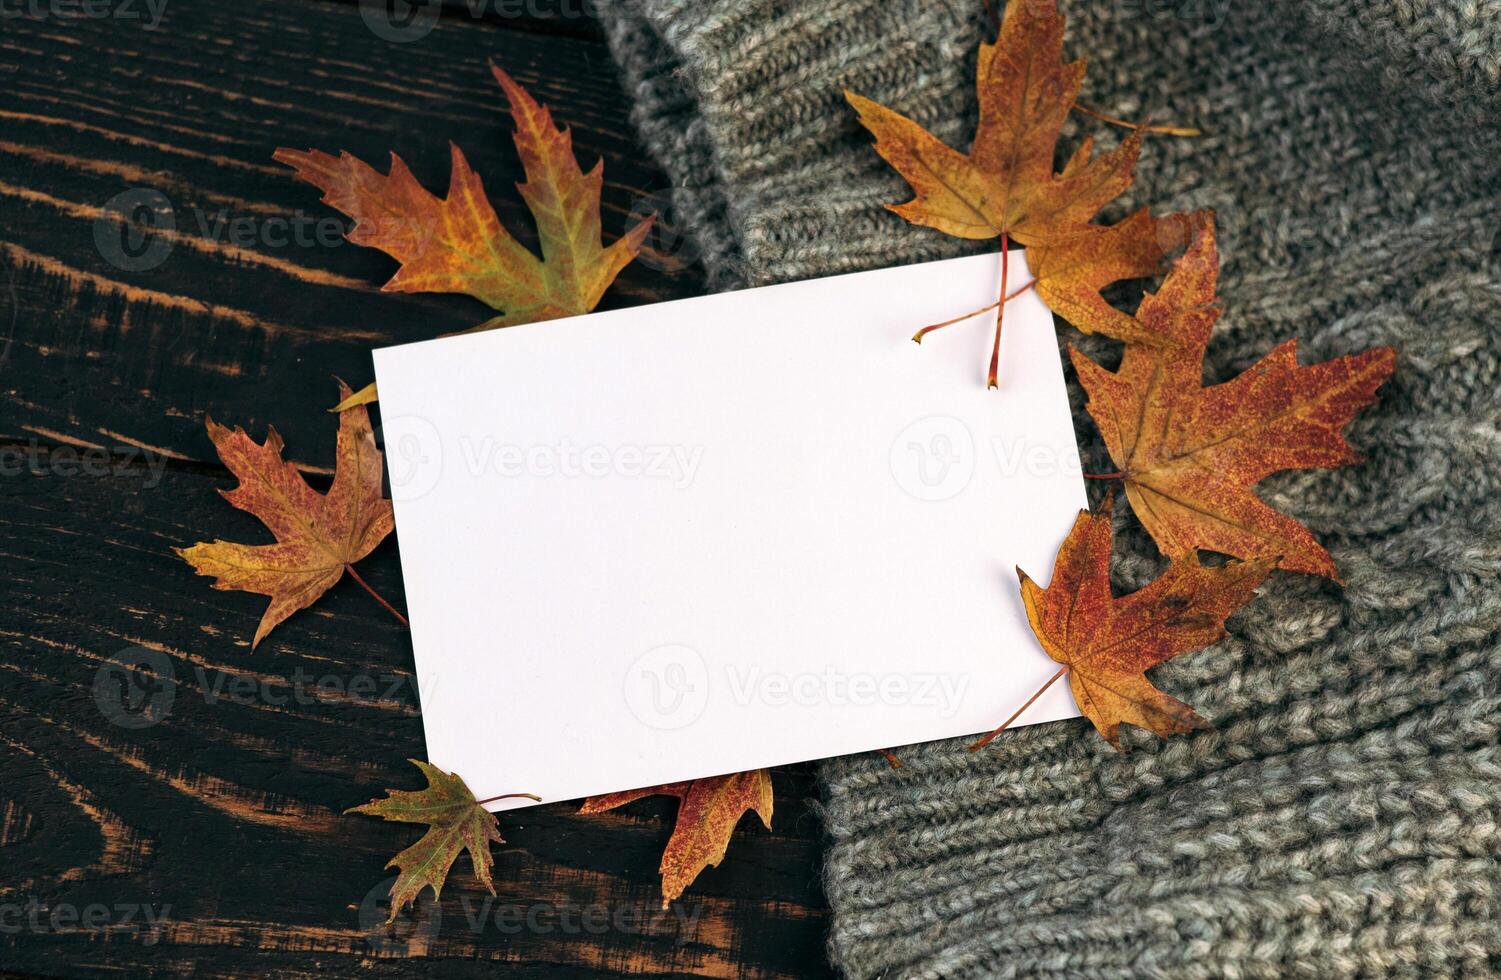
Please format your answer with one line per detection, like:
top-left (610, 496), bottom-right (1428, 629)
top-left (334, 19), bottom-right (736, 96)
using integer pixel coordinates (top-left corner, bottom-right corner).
top-left (372, 250), bottom-right (1085, 810)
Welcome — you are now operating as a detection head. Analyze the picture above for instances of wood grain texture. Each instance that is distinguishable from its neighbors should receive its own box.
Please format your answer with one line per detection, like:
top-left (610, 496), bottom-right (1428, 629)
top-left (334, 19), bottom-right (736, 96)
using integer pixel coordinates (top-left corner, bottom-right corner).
top-left (0, 1), bottom-right (832, 976)
top-left (0, 0), bottom-right (698, 461)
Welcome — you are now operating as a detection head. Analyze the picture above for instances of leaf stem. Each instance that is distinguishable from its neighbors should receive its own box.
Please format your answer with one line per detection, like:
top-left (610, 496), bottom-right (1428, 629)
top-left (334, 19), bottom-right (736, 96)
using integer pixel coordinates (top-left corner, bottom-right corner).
top-left (987, 232), bottom-right (1010, 389)
top-left (1072, 102), bottom-right (1202, 138)
top-left (968, 666), bottom-right (1068, 751)
top-left (911, 279), bottom-right (1036, 344)
top-left (476, 791), bottom-right (543, 806)
top-left (1082, 471), bottom-right (1126, 481)
top-left (1006, 278), bottom-right (1037, 302)
top-left (877, 748), bottom-right (903, 770)
top-left (344, 563), bottom-right (410, 628)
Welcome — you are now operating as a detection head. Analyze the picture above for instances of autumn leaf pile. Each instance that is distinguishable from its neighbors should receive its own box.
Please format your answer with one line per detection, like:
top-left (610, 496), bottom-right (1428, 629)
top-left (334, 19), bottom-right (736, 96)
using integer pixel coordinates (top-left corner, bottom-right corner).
top-left (848, 0), bottom-right (1394, 747)
top-left (173, 0), bottom-right (1395, 921)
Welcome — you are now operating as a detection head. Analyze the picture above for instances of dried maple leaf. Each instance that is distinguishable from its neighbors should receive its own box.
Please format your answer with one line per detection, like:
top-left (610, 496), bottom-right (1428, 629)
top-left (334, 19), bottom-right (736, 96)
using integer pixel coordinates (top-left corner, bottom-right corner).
top-left (987, 498), bottom-right (1274, 748)
top-left (1070, 217), bottom-right (1397, 578)
top-left (350, 760), bottom-right (537, 922)
top-left (1026, 208), bottom-right (1195, 346)
top-left (274, 65), bottom-right (651, 333)
top-left (580, 770), bottom-right (773, 907)
top-left (176, 381), bottom-right (395, 648)
top-left (846, 0), bottom-right (1193, 384)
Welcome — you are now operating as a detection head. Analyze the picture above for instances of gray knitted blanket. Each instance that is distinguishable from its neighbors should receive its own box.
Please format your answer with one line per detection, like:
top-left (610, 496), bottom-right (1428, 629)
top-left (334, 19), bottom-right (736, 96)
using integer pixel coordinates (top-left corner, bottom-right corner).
top-left (594, 0), bottom-right (1501, 975)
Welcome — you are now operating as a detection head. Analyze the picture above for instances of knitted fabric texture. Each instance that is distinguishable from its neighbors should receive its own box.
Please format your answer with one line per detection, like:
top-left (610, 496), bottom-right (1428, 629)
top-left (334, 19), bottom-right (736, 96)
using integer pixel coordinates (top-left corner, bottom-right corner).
top-left (594, 0), bottom-right (1501, 975)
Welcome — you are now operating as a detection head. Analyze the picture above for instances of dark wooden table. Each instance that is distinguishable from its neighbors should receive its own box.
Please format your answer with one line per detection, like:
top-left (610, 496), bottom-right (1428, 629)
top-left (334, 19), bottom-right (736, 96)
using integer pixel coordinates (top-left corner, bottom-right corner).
top-left (0, 1), bottom-right (832, 975)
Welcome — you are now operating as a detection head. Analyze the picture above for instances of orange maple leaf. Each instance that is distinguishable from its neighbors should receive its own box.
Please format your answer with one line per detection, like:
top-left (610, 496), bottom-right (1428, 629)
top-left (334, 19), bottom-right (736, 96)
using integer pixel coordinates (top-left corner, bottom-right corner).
top-left (176, 381), bottom-right (395, 648)
top-left (845, 0), bottom-right (1194, 385)
top-left (1070, 216), bottom-right (1397, 579)
top-left (274, 66), bottom-right (652, 332)
top-left (580, 770), bottom-right (773, 907)
top-left (987, 497), bottom-right (1274, 749)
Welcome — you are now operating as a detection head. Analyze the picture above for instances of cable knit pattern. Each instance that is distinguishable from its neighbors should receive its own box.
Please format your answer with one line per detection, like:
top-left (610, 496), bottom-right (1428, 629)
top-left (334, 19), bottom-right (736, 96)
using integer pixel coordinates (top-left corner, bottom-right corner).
top-left (593, 0), bottom-right (1501, 974)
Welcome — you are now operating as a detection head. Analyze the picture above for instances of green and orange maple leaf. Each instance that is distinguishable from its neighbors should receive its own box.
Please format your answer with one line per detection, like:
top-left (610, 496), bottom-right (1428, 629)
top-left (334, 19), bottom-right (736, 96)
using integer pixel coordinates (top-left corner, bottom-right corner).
top-left (176, 381), bottom-right (394, 648)
top-left (350, 760), bottom-right (537, 922)
top-left (846, 0), bottom-right (1197, 385)
top-left (581, 770), bottom-right (773, 907)
top-left (277, 65), bottom-right (649, 328)
top-left (1070, 217), bottom-right (1397, 578)
top-left (277, 66), bottom-right (653, 408)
